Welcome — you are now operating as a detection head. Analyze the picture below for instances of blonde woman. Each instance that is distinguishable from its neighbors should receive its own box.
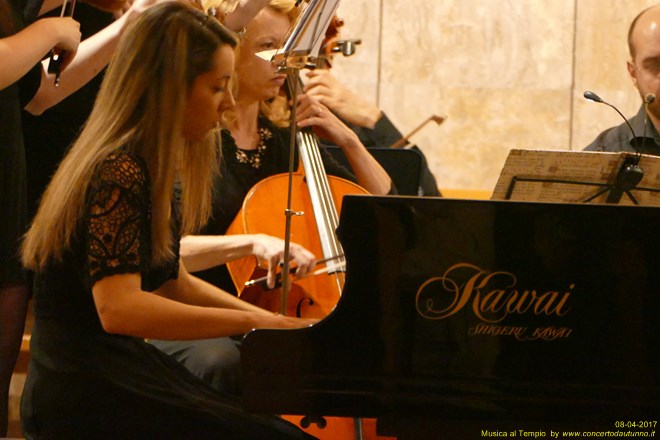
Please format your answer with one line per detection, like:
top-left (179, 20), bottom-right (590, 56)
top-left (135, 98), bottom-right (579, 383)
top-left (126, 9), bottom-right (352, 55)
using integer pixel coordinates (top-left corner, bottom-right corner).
top-left (150, 0), bottom-right (394, 396)
top-left (21, 3), bottom-right (316, 438)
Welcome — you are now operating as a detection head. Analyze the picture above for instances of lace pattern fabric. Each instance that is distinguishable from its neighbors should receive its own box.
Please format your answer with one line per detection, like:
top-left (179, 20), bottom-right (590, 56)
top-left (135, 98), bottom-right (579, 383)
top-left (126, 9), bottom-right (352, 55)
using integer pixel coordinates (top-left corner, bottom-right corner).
top-left (86, 152), bottom-right (151, 285)
top-left (24, 152), bottom-right (314, 440)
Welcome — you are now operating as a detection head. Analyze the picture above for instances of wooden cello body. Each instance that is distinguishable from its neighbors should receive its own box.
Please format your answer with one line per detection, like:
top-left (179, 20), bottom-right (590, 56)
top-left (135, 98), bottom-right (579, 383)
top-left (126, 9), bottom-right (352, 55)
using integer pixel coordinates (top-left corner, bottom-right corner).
top-left (224, 94), bottom-right (395, 440)
top-left (226, 171), bottom-right (367, 317)
top-left (226, 152), bottom-right (395, 440)
top-left (225, 16), bottom-right (395, 438)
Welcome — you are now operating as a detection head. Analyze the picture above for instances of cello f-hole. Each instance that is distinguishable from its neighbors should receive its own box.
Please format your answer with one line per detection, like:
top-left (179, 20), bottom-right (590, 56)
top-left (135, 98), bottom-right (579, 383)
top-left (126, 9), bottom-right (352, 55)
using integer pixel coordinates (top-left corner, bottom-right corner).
top-left (296, 297), bottom-right (315, 318)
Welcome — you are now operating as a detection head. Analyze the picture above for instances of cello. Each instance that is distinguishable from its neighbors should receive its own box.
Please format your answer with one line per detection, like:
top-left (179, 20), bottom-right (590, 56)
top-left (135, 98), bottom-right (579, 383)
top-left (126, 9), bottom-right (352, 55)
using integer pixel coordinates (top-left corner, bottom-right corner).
top-left (225, 15), bottom-right (369, 319)
top-left (225, 9), bottom-right (396, 439)
top-left (225, 76), bottom-right (368, 318)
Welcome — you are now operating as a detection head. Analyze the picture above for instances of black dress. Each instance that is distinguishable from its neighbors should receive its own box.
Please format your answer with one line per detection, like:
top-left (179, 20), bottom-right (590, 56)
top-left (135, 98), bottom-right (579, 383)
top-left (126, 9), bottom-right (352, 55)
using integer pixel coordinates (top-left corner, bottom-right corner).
top-left (0, 0), bottom-right (41, 286)
top-left (193, 116), bottom-right (355, 292)
top-left (23, 3), bottom-right (114, 220)
top-left (0, 79), bottom-right (28, 285)
top-left (21, 151), bottom-right (315, 439)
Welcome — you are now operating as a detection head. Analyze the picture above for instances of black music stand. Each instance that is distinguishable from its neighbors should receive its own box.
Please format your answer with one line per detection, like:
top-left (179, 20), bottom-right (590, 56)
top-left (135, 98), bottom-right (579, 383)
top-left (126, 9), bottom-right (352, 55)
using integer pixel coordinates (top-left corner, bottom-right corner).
top-left (324, 146), bottom-right (424, 196)
top-left (257, 2), bottom-right (371, 439)
top-left (491, 149), bottom-right (660, 206)
top-left (259, 0), bottom-right (341, 307)
top-left (268, 0), bottom-right (340, 69)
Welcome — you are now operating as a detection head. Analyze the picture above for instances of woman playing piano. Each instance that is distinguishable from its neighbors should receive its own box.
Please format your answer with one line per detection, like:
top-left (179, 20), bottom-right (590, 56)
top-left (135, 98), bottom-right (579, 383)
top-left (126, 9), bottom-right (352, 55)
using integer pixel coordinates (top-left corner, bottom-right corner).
top-left (20, 3), bottom-right (316, 438)
top-left (150, 0), bottom-right (394, 395)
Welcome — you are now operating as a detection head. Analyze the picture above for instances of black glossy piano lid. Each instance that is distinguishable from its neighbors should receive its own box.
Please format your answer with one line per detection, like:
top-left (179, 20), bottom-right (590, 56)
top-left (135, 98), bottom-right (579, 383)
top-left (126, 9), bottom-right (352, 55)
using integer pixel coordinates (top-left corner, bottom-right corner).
top-left (242, 196), bottom-right (659, 421)
top-left (335, 195), bottom-right (659, 379)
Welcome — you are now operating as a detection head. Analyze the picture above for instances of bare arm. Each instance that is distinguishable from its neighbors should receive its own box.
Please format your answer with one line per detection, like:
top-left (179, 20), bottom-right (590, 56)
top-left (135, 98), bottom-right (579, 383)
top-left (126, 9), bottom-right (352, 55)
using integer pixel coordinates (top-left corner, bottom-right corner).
top-left (181, 233), bottom-right (316, 288)
top-left (221, 0), bottom-right (270, 31)
top-left (92, 258), bottom-right (316, 340)
top-left (0, 17), bottom-right (80, 90)
top-left (334, 133), bottom-right (392, 195)
top-left (25, 0), bottom-right (163, 114)
top-left (296, 94), bottom-right (392, 195)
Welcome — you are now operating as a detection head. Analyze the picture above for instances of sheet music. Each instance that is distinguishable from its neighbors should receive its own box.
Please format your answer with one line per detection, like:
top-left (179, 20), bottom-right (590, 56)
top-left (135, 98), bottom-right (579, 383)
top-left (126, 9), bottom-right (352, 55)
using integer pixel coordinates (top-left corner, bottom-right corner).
top-left (272, 0), bottom-right (340, 66)
top-left (491, 149), bottom-right (660, 206)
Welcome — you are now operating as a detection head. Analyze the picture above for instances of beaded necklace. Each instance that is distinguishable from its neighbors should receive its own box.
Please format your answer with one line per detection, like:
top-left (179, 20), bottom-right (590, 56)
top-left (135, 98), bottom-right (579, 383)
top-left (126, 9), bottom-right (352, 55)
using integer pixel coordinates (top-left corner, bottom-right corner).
top-left (234, 126), bottom-right (273, 169)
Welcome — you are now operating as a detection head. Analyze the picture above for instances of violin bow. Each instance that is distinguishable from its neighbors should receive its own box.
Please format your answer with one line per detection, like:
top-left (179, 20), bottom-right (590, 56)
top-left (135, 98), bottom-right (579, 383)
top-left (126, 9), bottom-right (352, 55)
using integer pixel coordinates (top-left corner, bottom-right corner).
top-left (244, 254), bottom-right (346, 289)
top-left (389, 114), bottom-right (446, 149)
top-left (48, 0), bottom-right (77, 86)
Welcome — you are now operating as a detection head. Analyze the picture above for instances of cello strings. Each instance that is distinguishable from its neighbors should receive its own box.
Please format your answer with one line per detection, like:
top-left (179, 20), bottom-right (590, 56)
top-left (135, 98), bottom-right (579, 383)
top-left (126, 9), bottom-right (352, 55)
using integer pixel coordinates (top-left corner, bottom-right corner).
top-left (299, 130), bottom-right (343, 261)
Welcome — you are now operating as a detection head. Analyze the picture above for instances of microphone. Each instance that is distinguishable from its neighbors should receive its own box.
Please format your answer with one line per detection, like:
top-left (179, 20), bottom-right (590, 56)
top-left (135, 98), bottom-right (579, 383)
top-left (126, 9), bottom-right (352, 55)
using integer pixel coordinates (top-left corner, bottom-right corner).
top-left (583, 90), bottom-right (644, 201)
top-left (583, 90), bottom-right (604, 103)
top-left (642, 93), bottom-right (655, 154)
top-left (583, 90), bottom-right (639, 153)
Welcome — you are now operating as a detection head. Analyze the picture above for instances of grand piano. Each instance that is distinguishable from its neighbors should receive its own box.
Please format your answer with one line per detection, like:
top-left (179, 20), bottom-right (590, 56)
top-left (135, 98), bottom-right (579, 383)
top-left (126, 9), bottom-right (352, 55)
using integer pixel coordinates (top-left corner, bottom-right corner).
top-left (241, 195), bottom-right (660, 439)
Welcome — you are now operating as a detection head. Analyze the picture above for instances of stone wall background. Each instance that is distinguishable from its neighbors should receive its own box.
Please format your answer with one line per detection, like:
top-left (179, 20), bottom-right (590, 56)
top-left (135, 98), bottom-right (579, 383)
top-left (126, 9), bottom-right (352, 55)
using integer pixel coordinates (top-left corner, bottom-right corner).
top-left (331, 0), bottom-right (658, 192)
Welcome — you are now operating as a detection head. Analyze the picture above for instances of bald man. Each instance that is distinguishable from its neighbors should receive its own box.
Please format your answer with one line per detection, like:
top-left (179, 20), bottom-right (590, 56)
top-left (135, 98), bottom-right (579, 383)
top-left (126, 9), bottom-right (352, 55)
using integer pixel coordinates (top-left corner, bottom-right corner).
top-left (584, 4), bottom-right (660, 154)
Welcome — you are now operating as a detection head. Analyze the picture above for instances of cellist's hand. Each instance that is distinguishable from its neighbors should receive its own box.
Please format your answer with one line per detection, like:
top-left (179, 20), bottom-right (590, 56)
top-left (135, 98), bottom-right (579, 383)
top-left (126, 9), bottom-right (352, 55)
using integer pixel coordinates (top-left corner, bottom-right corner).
top-left (295, 93), bottom-right (362, 151)
top-left (303, 69), bottom-right (382, 129)
top-left (295, 93), bottom-right (393, 196)
top-left (251, 234), bottom-right (316, 289)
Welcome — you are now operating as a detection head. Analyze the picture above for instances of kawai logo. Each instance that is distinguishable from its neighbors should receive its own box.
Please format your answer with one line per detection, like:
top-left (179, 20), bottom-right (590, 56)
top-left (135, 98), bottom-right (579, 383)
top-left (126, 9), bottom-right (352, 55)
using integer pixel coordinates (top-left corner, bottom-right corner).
top-left (415, 263), bottom-right (573, 324)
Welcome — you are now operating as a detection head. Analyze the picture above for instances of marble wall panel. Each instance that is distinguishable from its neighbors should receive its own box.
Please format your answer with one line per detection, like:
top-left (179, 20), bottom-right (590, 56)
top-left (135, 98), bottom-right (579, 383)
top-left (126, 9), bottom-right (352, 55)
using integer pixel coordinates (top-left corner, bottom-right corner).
top-left (331, 0), bottom-right (660, 191)
top-left (381, 0), bottom-right (575, 191)
top-left (333, 0), bottom-right (381, 101)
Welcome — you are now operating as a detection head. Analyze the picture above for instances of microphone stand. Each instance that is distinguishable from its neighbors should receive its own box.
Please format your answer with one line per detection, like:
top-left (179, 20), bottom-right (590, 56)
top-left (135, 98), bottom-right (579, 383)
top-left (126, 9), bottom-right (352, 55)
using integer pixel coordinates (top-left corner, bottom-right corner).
top-left (583, 91), bottom-right (645, 204)
top-left (269, 0), bottom-right (340, 314)
top-left (279, 64), bottom-right (306, 316)
top-left (268, 2), bottom-right (367, 439)
top-left (503, 92), bottom-right (660, 205)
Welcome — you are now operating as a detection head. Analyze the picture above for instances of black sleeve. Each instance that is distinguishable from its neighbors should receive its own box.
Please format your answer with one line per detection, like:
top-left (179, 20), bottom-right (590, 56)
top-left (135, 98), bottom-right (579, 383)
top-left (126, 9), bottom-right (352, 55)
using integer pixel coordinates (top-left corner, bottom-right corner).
top-left (347, 112), bottom-right (403, 149)
top-left (320, 146), bottom-right (398, 195)
top-left (85, 153), bottom-right (152, 286)
top-left (84, 152), bottom-right (179, 292)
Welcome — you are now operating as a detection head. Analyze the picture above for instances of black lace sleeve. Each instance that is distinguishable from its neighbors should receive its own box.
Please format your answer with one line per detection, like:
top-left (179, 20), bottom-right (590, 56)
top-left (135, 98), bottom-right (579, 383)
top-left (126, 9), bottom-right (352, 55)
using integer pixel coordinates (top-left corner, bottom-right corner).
top-left (85, 152), bottom-right (152, 287)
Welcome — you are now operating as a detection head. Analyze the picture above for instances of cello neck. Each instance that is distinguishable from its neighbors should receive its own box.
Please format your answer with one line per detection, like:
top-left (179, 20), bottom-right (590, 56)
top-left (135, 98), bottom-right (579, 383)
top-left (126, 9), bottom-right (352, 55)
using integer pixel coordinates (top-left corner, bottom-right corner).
top-left (286, 75), bottom-right (344, 271)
